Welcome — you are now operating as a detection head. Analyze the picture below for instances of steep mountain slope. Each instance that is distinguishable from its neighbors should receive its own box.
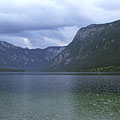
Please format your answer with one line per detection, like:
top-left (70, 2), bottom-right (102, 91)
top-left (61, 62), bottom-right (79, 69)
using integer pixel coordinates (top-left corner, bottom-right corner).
top-left (51, 20), bottom-right (120, 71)
top-left (0, 41), bottom-right (65, 70)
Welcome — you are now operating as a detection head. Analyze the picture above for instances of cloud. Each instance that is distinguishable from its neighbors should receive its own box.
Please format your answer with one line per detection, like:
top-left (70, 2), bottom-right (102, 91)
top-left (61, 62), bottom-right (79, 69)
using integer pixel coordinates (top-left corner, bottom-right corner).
top-left (0, 0), bottom-right (120, 48)
top-left (0, 0), bottom-right (91, 33)
top-left (97, 0), bottom-right (120, 11)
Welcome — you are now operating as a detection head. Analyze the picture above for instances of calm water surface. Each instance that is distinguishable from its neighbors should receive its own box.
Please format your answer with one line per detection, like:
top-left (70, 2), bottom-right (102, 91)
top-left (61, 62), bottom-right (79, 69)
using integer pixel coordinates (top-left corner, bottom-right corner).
top-left (0, 72), bottom-right (120, 120)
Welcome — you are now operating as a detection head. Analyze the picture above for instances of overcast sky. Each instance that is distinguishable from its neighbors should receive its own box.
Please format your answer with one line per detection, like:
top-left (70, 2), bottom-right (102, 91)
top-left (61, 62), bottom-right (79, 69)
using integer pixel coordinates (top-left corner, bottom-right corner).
top-left (0, 0), bottom-right (120, 48)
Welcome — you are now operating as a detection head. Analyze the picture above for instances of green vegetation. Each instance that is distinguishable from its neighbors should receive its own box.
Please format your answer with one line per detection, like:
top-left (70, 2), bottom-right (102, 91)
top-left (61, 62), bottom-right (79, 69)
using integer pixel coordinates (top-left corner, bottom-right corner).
top-left (80, 66), bottom-right (120, 72)
top-left (0, 68), bottom-right (25, 72)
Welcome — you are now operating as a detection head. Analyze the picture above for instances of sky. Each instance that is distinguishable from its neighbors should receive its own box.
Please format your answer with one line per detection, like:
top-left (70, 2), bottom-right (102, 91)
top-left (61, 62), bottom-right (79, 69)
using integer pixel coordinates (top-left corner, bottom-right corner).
top-left (0, 0), bottom-right (120, 49)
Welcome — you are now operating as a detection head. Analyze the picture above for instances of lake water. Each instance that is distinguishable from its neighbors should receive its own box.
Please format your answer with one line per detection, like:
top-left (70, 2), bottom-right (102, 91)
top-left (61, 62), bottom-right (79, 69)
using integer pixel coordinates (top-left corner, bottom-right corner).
top-left (0, 72), bottom-right (120, 120)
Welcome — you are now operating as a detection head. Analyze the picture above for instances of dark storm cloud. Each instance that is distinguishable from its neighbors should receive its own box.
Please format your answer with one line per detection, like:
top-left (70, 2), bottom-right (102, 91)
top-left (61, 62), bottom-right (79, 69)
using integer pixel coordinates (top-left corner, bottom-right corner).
top-left (0, 0), bottom-right (120, 48)
top-left (0, 10), bottom-right (90, 34)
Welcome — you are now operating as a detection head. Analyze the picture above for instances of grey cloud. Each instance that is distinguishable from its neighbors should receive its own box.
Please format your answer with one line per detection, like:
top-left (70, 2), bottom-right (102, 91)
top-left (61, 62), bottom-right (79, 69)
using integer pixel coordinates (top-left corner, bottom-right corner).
top-left (0, 12), bottom-right (90, 34)
top-left (0, 0), bottom-right (119, 48)
top-left (0, 0), bottom-right (92, 34)
top-left (97, 0), bottom-right (120, 11)
top-left (3, 29), bottom-right (72, 48)
top-left (0, 0), bottom-right (92, 48)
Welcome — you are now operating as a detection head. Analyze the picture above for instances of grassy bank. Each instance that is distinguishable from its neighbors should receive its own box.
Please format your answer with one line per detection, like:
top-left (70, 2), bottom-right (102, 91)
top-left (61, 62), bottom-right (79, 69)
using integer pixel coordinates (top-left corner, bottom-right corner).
top-left (0, 68), bottom-right (25, 72)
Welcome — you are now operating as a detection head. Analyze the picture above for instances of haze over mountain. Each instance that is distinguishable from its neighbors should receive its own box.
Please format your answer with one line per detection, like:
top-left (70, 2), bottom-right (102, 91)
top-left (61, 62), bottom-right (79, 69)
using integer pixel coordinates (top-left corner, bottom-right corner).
top-left (0, 41), bottom-right (64, 70)
top-left (50, 20), bottom-right (120, 71)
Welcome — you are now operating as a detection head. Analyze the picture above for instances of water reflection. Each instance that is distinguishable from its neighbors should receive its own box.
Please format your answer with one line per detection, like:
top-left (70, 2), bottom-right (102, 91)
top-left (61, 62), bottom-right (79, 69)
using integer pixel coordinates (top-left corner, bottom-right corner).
top-left (0, 73), bottom-right (120, 120)
top-left (71, 75), bottom-right (120, 93)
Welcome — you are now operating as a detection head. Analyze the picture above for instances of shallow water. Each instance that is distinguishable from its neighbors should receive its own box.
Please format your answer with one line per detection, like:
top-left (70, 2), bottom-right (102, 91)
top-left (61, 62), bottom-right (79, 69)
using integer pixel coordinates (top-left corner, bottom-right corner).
top-left (0, 72), bottom-right (120, 120)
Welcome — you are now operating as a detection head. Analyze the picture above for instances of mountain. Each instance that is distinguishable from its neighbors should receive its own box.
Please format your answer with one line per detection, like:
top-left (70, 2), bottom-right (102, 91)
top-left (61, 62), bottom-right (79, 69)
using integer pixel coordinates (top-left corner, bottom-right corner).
top-left (0, 41), bottom-right (65, 70)
top-left (50, 20), bottom-right (120, 71)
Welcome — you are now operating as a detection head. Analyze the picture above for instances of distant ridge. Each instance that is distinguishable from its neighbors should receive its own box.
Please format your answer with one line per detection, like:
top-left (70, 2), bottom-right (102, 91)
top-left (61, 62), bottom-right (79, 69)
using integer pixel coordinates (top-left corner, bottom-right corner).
top-left (0, 41), bottom-right (65, 70)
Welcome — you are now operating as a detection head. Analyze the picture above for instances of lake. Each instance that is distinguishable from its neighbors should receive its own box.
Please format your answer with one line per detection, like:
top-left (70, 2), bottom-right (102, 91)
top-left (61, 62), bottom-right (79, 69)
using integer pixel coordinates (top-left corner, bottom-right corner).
top-left (0, 72), bottom-right (120, 120)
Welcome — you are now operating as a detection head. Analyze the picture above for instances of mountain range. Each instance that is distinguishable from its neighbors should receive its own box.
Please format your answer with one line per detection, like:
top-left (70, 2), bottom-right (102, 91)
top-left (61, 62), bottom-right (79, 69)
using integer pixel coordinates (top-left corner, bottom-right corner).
top-left (0, 20), bottom-right (120, 72)
top-left (50, 20), bottom-right (120, 71)
top-left (0, 41), bottom-right (64, 70)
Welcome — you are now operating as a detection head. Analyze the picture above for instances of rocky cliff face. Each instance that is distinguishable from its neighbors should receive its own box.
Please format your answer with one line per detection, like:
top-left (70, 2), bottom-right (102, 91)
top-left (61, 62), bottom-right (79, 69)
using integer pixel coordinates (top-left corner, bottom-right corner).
top-left (0, 41), bottom-right (65, 70)
top-left (51, 20), bottom-right (120, 71)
